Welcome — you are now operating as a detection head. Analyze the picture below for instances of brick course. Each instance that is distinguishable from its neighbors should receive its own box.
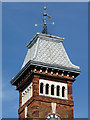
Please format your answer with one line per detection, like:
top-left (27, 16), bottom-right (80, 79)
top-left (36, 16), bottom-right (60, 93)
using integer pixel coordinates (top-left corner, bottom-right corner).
top-left (18, 74), bottom-right (74, 119)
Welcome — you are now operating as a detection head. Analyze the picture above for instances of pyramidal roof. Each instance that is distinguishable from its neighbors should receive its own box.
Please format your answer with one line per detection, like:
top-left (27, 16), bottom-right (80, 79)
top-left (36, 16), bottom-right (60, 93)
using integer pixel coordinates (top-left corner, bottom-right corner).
top-left (22, 33), bottom-right (81, 73)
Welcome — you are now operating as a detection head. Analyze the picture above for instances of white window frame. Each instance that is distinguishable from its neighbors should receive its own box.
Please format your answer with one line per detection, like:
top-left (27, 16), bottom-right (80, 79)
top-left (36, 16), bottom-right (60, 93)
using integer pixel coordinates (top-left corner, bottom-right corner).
top-left (39, 79), bottom-right (68, 100)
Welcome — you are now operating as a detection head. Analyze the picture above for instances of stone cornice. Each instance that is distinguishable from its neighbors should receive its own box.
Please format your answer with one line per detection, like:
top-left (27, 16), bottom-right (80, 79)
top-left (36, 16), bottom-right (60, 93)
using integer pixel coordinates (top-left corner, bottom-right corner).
top-left (10, 60), bottom-right (80, 88)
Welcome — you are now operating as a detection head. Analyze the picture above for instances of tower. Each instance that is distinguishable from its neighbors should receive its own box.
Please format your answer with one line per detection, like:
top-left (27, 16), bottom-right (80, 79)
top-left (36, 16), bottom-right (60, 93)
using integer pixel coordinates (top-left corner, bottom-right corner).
top-left (10, 5), bottom-right (81, 120)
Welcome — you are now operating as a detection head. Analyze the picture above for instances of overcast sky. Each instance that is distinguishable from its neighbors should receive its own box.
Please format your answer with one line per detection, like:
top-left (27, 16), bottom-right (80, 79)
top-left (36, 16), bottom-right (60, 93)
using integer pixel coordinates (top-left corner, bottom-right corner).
top-left (2, 2), bottom-right (88, 118)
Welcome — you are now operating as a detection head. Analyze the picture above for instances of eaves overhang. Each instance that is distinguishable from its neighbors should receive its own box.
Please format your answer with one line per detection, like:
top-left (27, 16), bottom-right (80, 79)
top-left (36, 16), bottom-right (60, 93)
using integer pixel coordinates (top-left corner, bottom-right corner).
top-left (10, 60), bottom-right (81, 86)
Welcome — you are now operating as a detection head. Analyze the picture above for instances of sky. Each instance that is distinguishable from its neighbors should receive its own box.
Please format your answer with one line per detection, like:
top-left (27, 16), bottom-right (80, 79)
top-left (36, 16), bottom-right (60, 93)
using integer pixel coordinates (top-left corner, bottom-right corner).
top-left (2, 2), bottom-right (88, 118)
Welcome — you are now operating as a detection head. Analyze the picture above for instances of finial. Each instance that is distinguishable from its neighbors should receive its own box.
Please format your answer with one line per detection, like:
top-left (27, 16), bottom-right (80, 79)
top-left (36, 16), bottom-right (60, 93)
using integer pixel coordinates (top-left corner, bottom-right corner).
top-left (35, 4), bottom-right (54, 34)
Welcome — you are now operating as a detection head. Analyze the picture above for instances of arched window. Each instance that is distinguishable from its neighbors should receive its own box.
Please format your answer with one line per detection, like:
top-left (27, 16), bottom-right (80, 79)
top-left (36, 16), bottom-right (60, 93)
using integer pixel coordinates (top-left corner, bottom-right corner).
top-left (62, 86), bottom-right (65, 97)
top-left (57, 85), bottom-right (60, 96)
top-left (51, 85), bottom-right (54, 95)
top-left (46, 84), bottom-right (49, 94)
top-left (40, 83), bottom-right (43, 94)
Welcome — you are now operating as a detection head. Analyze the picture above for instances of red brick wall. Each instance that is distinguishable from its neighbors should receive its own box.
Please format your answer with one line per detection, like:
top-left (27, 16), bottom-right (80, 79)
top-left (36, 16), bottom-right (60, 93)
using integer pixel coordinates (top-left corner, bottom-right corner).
top-left (32, 75), bottom-right (39, 97)
top-left (27, 99), bottom-right (73, 119)
top-left (67, 82), bottom-right (73, 100)
top-left (19, 96), bottom-right (74, 119)
top-left (19, 91), bottom-right (22, 108)
top-left (18, 75), bottom-right (74, 119)
top-left (19, 109), bottom-right (25, 118)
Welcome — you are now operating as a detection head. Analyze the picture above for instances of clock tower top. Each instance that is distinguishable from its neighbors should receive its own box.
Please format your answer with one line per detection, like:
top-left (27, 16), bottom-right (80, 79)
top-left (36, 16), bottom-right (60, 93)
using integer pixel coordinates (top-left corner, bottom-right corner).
top-left (10, 5), bottom-right (81, 119)
top-left (10, 32), bottom-right (81, 119)
top-left (11, 33), bottom-right (80, 87)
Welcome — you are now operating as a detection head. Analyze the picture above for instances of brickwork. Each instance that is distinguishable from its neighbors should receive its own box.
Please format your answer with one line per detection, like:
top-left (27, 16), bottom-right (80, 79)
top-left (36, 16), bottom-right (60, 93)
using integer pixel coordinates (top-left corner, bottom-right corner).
top-left (67, 82), bottom-right (73, 100)
top-left (18, 74), bottom-right (74, 119)
top-left (19, 109), bottom-right (25, 118)
top-left (19, 96), bottom-right (74, 119)
top-left (32, 76), bottom-right (39, 97)
top-left (19, 91), bottom-right (22, 108)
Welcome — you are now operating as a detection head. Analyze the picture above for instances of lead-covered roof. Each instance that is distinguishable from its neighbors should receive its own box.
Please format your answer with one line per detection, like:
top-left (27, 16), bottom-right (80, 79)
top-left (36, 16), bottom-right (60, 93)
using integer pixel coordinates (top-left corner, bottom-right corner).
top-left (22, 33), bottom-right (80, 72)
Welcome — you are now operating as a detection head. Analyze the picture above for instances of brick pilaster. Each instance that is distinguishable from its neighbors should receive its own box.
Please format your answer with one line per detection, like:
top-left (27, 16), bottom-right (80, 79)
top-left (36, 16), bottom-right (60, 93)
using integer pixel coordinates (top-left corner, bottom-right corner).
top-left (19, 91), bottom-right (22, 108)
top-left (32, 75), bottom-right (39, 96)
top-left (67, 82), bottom-right (73, 100)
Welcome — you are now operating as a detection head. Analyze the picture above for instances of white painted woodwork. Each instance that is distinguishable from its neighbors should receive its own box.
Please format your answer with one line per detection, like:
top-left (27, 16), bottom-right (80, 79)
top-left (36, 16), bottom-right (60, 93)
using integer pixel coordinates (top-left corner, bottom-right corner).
top-left (25, 106), bottom-right (27, 118)
top-left (22, 82), bottom-right (32, 105)
top-left (39, 79), bottom-right (68, 100)
top-left (51, 103), bottom-right (56, 114)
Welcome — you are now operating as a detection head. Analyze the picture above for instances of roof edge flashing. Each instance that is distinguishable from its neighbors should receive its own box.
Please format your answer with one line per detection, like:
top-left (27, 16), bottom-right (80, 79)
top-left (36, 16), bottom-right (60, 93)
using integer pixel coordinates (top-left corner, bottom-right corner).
top-left (26, 33), bottom-right (64, 48)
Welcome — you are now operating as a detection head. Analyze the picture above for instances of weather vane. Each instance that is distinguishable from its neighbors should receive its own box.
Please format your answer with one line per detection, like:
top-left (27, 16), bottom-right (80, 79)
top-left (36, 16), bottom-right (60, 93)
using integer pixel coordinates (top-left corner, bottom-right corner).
top-left (35, 4), bottom-right (54, 34)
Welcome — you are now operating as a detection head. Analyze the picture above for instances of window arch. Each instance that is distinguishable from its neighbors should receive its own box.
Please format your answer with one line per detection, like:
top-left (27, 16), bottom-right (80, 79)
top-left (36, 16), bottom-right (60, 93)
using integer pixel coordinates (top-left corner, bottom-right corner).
top-left (40, 83), bottom-right (43, 94)
top-left (62, 86), bottom-right (65, 97)
top-left (46, 84), bottom-right (49, 94)
top-left (57, 85), bottom-right (60, 96)
top-left (51, 85), bottom-right (54, 95)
